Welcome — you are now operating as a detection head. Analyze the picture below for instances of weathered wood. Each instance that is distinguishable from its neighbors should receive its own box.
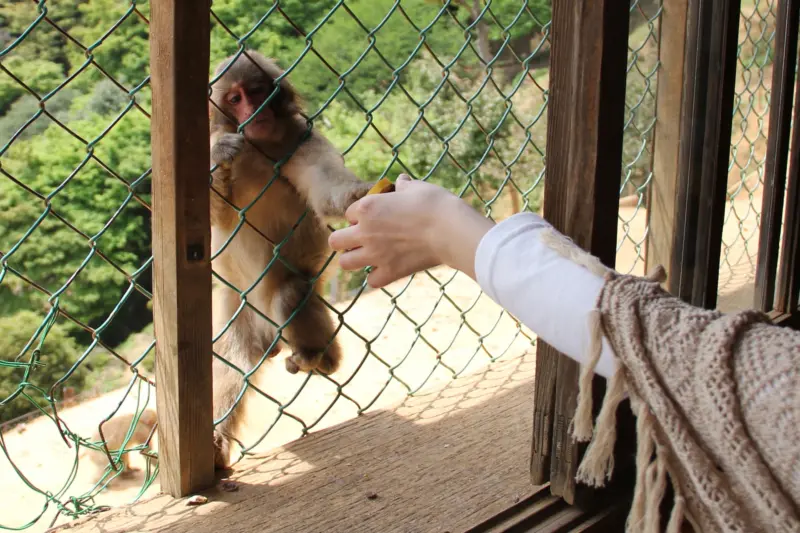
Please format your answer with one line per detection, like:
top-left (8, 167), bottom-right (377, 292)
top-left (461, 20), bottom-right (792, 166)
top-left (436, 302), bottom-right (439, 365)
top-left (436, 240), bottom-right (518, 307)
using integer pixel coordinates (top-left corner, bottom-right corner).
top-left (549, 352), bottom-right (582, 501)
top-left (51, 356), bottom-right (540, 533)
top-left (150, 0), bottom-right (215, 497)
top-left (645, 0), bottom-right (690, 284)
top-left (755, 0), bottom-right (800, 312)
top-left (669, 0), bottom-right (742, 309)
top-left (533, 0), bottom-right (629, 505)
top-left (769, 309), bottom-right (800, 329)
top-left (776, 37), bottom-right (800, 317)
top-left (530, 345), bottom-right (557, 484)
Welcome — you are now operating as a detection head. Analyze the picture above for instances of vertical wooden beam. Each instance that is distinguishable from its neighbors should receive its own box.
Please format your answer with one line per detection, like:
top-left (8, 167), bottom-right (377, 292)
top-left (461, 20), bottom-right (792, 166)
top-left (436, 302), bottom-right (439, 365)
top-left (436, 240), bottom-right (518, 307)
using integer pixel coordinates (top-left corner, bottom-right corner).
top-left (150, 0), bottom-right (215, 497)
top-left (645, 0), bottom-right (690, 283)
top-left (531, 0), bottom-right (630, 504)
top-left (777, 54), bottom-right (800, 316)
top-left (669, 0), bottom-right (741, 309)
top-left (755, 0), bottom-right (800, 312)
top-left (530, 347), bottom-right (557, 485)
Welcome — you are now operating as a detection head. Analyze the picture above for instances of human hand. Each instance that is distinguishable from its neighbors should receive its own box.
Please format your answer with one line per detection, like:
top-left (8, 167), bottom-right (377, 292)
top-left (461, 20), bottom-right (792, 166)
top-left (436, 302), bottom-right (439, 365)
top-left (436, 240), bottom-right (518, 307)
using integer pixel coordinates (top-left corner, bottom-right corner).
top-left (328, 174), bottom-right (494, 288)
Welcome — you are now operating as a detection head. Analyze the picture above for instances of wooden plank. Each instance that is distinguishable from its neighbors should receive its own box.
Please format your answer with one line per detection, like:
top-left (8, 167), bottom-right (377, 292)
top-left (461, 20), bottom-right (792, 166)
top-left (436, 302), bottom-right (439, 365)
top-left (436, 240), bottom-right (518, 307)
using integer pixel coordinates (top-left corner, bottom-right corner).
top-left (52, 355), bottom-right (540, 533)
top-left (776, 43), bottom-right (800, 316)
top-left (534, 0), bottom-right (630, 505)
top-left (150, 0), bottom-right (215, 497)
top-left (768, 309), bottom-right (800, 329)
top-left (669, 0), bottom-right (742, 309)
top-left (530, 345), bottom-right (557, 484)
top-left (463, 488), bottom-right (566, 532)
top-left (644, 0), bottom-right (690, 284)
top-left (754, 0), bottom-right (800, 312)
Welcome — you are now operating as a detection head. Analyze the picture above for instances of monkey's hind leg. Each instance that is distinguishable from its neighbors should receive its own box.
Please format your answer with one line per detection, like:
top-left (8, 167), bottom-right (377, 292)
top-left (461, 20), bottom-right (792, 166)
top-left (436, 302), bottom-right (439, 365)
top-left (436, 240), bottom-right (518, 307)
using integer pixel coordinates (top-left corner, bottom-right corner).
top-left (212, 294), bottom-right (279, 469)
top-left (275, 276), bottom-right (342, 375)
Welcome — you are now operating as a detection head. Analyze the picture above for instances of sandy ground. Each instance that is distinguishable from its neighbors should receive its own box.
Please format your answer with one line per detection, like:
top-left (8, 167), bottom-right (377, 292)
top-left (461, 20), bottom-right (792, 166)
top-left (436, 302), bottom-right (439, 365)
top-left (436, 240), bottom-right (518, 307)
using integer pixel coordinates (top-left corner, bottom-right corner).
top-left (616, 174), bottom-right (763, 313)
top-left (1, 263), bottom-right (535, 532)
top-left (0, 180), bottom-right (763, 532)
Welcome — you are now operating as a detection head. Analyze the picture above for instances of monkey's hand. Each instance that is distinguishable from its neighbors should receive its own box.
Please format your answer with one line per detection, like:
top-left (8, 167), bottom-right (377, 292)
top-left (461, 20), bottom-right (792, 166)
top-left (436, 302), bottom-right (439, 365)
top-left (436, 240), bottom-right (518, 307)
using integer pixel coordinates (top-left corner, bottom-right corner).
top-left (319, 181), bottom-right (374, 218)
top-left (211, 132), bottom-right (245, 169)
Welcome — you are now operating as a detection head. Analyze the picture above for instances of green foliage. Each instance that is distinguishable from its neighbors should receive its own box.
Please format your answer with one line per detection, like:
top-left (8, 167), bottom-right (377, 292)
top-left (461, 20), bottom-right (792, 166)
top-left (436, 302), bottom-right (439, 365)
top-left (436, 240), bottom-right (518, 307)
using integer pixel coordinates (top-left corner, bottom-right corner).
top-left (0, 0), bottom-right (555, 415)
top-left (0, 310), bottom-right (84, 423)
top-left (0, 111), bottom-right (152, 335)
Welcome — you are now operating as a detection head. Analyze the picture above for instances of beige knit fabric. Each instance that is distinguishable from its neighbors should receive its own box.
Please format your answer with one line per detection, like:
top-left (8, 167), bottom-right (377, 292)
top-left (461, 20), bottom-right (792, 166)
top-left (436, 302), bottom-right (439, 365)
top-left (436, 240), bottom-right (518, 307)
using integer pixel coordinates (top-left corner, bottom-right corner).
top-left (540, 230), bottom-right (800, 533)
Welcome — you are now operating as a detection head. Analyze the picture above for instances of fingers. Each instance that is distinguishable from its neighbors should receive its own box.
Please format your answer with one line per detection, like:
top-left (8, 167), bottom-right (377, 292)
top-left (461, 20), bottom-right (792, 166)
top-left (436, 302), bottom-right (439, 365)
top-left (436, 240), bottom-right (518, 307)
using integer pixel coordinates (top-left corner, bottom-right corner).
top-left (328, 225), bottom-right (362, 252)
top-left (366, 266), bottom-right (398, 289)
top-left (344, 199), bottom-right (362, 225)
top-left (338, 247), bottom-right (375, 271)
top-left (394, 173), bottom-right (413, 190)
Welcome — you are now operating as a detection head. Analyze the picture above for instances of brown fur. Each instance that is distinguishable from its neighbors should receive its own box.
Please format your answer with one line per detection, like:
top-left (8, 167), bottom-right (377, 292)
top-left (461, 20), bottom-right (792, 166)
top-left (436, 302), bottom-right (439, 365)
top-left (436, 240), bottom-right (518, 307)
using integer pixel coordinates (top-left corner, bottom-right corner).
top-left (208, 51), bottom-right (374, 468)
top-left (90, 409), bottom-right (157, 476)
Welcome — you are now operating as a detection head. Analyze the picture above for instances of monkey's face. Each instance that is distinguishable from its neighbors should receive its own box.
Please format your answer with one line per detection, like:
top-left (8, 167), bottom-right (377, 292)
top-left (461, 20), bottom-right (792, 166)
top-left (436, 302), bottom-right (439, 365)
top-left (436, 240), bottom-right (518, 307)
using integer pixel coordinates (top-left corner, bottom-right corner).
top-left (221, 81), bottom-right (276, 141)
top-left (211, 53), bottom-right (300, 144)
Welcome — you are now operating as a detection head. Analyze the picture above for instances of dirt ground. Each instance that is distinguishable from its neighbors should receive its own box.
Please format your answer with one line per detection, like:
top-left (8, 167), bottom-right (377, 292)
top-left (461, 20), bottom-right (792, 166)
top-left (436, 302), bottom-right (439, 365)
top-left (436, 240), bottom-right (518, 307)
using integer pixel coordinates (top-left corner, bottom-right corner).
top-left (0, 180), bottom-right (763, 532)
top-left (1, 262), bottom-right (536, 532)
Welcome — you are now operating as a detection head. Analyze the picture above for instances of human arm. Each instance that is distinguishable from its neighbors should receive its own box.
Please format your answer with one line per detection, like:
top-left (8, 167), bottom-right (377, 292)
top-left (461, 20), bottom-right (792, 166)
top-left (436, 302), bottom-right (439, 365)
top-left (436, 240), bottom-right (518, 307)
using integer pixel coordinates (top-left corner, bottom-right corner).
top-left (328, 174), bottom-right (617, 378)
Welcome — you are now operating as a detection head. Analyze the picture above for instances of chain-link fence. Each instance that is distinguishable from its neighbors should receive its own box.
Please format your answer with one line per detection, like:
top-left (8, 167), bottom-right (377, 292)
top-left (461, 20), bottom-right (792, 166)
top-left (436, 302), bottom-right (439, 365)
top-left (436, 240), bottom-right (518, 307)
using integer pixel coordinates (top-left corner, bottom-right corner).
top-left (0, 0), bottom-right (157, 530)
top-left (718, 0), bottom-right (777, 311)
top-left (0, 1), bottom-right (670, 530)
top-left (204, 0), bottom-right (546, 469)
top-left (616, 0), bottom-right (661, 277)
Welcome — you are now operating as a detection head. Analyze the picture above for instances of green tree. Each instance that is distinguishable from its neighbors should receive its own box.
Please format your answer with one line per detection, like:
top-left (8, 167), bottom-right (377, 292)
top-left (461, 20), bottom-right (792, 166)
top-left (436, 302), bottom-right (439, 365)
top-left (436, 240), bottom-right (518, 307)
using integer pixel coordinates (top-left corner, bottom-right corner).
top-left (0, 111), bottom-right (152, 340)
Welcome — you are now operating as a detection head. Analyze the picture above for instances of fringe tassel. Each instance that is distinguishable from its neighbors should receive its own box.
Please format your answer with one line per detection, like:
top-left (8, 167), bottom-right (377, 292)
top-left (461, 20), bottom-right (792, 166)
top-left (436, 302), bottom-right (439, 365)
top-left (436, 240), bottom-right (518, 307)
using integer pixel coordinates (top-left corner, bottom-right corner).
top-left (575, 365), bottom-right (627, 487)
top-left (644, 448), bottom-right (668, 532)
top-left (538, 231), bottom-right (681, 532)
top-left (539, 228), bottom-right (611, 278)
top-left (666, 494), bottom-right (685, 533)
top-left (646, 265), bottom-right (667, 284)
top-left (571, 310), bottom-right (604, 442)
top-left (627, 403), bottom-right (655, 532)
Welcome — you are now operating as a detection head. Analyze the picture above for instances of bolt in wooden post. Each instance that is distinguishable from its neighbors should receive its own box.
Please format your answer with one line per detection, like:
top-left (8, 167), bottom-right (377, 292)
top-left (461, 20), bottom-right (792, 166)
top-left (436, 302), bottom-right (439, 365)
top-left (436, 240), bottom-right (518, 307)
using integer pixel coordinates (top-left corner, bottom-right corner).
top-left (150, 0), bottom-right (215, 497)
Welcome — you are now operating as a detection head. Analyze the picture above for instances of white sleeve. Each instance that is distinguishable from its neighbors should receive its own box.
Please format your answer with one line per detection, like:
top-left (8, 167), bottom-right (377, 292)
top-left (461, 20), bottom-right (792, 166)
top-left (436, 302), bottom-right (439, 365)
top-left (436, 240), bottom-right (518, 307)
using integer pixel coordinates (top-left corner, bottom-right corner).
top-left (474, 212), bottom-right (617, 379)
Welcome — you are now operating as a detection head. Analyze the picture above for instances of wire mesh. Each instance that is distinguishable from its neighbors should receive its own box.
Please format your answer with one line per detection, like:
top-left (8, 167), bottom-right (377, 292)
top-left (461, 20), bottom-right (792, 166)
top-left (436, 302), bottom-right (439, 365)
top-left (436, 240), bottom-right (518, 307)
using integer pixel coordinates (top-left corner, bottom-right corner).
top-left (0, 1), bottom-right (556, 529)
top-left (718, 0), bottom-right (776, 311)
top-left (205, 0), bottom-right (546, 467)
top-left (615, 0), bottom-right (661, 277)
top-left (0, 0), bottom-right (676, 529)
top-left (0, 1), bottom-right (157, 530)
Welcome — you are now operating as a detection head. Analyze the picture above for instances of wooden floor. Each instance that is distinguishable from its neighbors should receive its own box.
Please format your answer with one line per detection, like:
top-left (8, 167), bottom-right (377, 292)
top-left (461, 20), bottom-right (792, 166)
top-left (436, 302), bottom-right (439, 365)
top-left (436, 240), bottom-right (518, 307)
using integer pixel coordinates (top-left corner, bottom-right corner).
top-left (53, 352), bottom-right (540, 533)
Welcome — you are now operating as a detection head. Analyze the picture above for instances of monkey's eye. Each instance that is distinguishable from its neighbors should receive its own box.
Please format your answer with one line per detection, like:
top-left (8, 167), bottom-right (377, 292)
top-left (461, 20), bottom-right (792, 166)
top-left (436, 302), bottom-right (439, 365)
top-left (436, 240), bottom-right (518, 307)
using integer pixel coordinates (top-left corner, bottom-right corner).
top-left (228, 93), bottom-right (242, 105)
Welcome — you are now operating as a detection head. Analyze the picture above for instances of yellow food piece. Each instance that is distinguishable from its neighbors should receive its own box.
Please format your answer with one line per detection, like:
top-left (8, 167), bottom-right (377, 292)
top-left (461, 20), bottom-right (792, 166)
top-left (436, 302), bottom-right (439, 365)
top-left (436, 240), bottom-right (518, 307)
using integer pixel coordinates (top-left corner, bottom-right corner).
top-left (366, 177), bottom-right (396, 195)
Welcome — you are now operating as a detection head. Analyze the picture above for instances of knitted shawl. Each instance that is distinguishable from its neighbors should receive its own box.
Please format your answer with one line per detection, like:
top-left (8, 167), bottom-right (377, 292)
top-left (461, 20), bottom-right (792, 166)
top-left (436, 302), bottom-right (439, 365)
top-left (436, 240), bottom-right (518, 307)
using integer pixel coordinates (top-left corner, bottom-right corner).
top-left (540, 229), bottom-right (800, 533)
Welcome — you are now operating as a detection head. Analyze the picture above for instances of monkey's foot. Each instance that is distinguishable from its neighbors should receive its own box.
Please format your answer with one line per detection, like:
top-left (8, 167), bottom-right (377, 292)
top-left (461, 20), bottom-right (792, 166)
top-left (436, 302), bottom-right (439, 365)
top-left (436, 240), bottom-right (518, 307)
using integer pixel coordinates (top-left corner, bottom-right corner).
top-left (213, 431), bottom-right (231, 470)
top-left (285, 348), bottom-right (339, 375)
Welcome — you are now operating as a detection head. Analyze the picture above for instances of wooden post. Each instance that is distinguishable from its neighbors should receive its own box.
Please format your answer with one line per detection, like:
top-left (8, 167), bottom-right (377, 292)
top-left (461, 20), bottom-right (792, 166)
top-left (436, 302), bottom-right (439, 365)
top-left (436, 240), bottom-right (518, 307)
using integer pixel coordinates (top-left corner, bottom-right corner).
top-left (645, 0), bottom-right (690, 283)
top-left (150, 0), bottom-right (215, 497)
top-left (754, 0), bottom-right (800, 312)
top-left (776, 43), bottom-right (800, 317)
top-left (530, 0), bottom-right (630, 504)
top-left (669, 0), bottom-right (741, 308)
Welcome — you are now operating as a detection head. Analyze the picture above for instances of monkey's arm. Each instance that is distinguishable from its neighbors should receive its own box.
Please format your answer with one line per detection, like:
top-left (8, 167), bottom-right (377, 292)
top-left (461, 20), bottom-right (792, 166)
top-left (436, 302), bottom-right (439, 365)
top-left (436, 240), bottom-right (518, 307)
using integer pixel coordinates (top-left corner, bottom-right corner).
top-left (282, 134), bottom-right (373, 218)
top-left (209, 128), bottom-right (243, 227)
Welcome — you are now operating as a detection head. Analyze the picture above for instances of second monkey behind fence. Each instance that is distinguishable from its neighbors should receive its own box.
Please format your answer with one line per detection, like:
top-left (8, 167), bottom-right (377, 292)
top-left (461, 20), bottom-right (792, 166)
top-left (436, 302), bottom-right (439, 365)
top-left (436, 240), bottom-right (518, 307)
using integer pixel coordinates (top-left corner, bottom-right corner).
top-left (208, 51), bottom-right (376, 468)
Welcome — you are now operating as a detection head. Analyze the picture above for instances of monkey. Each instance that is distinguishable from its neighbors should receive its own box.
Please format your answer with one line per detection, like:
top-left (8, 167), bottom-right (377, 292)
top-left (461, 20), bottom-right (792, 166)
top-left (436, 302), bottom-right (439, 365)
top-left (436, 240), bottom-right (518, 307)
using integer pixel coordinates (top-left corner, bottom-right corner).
top-left (89, 409), bottom-right (158, 478)
top-left (208, 51), bottom-right (375, 468)
top-left (61, 385), bottom-right (78, 408)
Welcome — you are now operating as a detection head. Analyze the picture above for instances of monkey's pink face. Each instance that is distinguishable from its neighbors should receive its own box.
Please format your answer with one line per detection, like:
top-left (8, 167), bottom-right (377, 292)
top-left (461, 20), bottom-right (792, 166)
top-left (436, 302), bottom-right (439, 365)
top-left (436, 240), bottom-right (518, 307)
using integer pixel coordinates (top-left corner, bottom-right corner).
top-left (225, 82), bottom-right (275, 140)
